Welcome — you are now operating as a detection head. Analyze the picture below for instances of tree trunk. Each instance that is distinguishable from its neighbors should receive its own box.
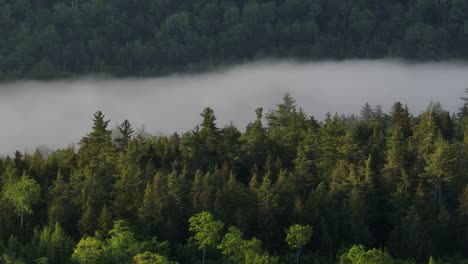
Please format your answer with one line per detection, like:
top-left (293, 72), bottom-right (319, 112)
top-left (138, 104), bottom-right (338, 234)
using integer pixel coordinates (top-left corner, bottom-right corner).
top-left (438, 180), bottom-right (442, 210)
top-left (202, 246), bottom-right (206, 264)
top-left (296, 247), bottom-right (302, 264)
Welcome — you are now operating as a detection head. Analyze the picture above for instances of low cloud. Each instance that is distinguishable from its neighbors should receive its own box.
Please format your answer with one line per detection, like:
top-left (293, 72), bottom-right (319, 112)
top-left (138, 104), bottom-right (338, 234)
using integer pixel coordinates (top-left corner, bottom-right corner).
top-left (1, 60), bottom-right (467, 154)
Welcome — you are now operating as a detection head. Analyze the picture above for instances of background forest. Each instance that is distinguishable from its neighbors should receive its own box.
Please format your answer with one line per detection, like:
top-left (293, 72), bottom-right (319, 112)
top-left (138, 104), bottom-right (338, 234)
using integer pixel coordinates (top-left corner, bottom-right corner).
top-left (0, 92), bottom-right (468, 263)
top-left (1, 0), bottom-right (468, 79)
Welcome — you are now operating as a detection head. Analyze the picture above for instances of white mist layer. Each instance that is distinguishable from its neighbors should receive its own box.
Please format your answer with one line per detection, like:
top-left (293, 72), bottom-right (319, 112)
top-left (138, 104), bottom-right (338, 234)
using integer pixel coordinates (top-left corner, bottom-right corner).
top-left (1, 60), bottom-right (467, 154)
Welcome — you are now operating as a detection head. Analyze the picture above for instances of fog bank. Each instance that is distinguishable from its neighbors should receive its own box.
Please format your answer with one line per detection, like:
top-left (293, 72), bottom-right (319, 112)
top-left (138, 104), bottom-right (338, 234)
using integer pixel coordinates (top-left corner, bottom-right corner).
top-left (1, 60), bottom-right (467, 154)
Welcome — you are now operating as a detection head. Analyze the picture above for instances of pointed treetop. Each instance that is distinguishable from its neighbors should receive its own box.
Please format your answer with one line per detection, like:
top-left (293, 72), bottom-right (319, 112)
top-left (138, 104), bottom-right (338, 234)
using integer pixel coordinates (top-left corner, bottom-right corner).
top-left (92, 111), bottom-right (110, 133)
top-left (200, 107), bottom-right (218, 132)
top-left (255, 107), bottom-right (263, 121)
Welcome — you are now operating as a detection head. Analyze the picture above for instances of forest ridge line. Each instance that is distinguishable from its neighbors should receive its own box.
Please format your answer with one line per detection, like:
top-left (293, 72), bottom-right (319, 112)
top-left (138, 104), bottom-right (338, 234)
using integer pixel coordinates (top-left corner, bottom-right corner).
top-left (0, 92), bottom-right (468, 263)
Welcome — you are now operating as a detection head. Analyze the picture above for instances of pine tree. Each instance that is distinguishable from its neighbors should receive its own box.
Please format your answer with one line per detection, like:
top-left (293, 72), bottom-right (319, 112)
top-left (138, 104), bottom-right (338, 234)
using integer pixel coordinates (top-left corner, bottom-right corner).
top-left (115, 119), bottom-right (134, 150)
top-left (382, 127), bottom-right (409, 188)
top-left (199, 107), bottom-right (221, 168)
top-left (360, 102), bottom-right (374, 123)
top-left (162, 169), bottom-right (190, 242)
top-left (266, 93), bottom-right (308, 166)
top-left (256, 174), bottom-right (279, 247)
top-left (248, 165), bottom-right (261, 192)
top-left (421, 137), bottom-right (458, 210)
top-left (98, 206), bottom-right (113, 237)
top-left (390, 102), bottom-right (412, 138)
top-left (318, 114), bottom-right (360, 178)
top-left (78, 201), bottom-right (96, 236)
top-left (294, 127), bottom-right (319, 193)
top-left (48, 171), bottom-right (75, 231)
top-left (75, 112), bottom-right (116, 221)
top-left (78, 111), bottom-right (115, 167)
top-left (139, 181), bottom-right (157, 227)
top-left (215, 172), bottom-right (254, 229)
top-left (243, 108), bottom-right (269, 171)
top-left (113, 141), bottom-right (143, 218)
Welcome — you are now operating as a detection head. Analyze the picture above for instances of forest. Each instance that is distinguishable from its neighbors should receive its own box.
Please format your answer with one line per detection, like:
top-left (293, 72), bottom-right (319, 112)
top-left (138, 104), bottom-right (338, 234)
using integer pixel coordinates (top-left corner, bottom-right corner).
top-left (0, 91), bottom-right (467, 264)
top-left (1, 0), bottom-right (468, 79)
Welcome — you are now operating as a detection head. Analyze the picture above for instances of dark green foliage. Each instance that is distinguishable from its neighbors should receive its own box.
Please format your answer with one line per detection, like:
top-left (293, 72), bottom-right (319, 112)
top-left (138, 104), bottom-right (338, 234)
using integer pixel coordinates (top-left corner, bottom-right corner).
top-left (2, 0), bottom-right (468, 80)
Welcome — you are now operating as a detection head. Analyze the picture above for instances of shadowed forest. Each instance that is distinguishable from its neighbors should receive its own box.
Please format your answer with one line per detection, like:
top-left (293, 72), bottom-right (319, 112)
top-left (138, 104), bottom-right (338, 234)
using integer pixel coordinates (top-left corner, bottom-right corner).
top-left (0, 92), bottom-right (468, 264)
top-left (1, 0), bottom-right (468, 79)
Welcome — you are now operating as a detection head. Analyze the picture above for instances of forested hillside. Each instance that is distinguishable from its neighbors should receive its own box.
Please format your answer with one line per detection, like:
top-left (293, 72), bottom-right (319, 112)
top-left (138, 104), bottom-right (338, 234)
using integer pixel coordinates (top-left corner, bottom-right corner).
top-left (1, 0), bottom-right (468, 79)
top-left (0, 93), bottom-right (467, 263)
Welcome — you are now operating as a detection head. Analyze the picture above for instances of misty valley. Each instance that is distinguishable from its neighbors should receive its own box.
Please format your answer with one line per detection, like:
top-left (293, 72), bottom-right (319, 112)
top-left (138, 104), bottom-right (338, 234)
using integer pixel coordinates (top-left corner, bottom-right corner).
top-left (2, 0), bottom-right (468, 262)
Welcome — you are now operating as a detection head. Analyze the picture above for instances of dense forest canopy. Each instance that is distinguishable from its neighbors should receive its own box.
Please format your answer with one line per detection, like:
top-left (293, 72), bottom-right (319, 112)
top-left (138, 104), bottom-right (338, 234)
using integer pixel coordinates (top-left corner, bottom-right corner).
top-left (1, 0), bottom-right (468, 79)
top-left (0, 92), bottom-right (467, 263)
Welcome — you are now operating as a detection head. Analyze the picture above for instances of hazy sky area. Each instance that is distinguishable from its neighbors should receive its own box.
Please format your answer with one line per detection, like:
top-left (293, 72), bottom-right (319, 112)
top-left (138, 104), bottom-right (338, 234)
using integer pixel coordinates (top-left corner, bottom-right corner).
top-left (1, 60), bottom-right (468, 155)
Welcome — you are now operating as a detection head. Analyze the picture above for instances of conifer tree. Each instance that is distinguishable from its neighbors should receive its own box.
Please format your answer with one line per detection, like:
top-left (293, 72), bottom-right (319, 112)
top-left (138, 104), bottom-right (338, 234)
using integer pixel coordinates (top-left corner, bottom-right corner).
top-left (421, 137), bottom-right (458, 209)
top-left (360, 102), bottom-right (374, 123)
top-left (215, 172), bottom-right (253, 229)
top-left (294, 127), bottom-right (319, 193)
top-left (113, 141), bottom-right (143, 218)
top-left (383, 127), bottom-right (409, 189)
top-left (115, 119), bottom-right (134, 150)
top-left (48, 171), bottom-right (75, 232)
top-left (256, 174), bottom-right (279, 246)
top-left (390, 102), bottom-right (412, 138)
top-left (243, 108), bottom-right (269, 171)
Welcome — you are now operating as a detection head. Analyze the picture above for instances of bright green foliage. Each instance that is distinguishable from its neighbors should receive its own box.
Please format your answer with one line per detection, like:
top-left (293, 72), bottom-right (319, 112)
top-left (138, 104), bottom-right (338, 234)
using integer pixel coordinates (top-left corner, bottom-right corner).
top-left (3, 172), bottom-right (40, 228)
top-left (285, 224), bottom-right (313, 250)
top-left (285, 224), bottom-right (313, 264)
top-left (218, 227), bottom-right (247, 263)
top-left (339, 245), bottom-right (410, 264)
top-left (30, 223), bottom-right (74, 264)
top-left (189, 211), bottom-right (224, 249)
top-left (71, 237), bottom-right (105, 264)
top-left (422, 137), bottom-right (459, 208)
top-left (188, 211), bottom-right (224, 264)
top-left (218, 226), bottom-right (278, 264)
top-left (104, 220), bottom-right (140, 263)
top-left (1, 254), bottom-right (25, 264)
top-left (72, 220), bottom-right (174, 264)
top-left (133, 252), bottom-right (177, 264)
top-left (244, 251), bottom-right (279, 264)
